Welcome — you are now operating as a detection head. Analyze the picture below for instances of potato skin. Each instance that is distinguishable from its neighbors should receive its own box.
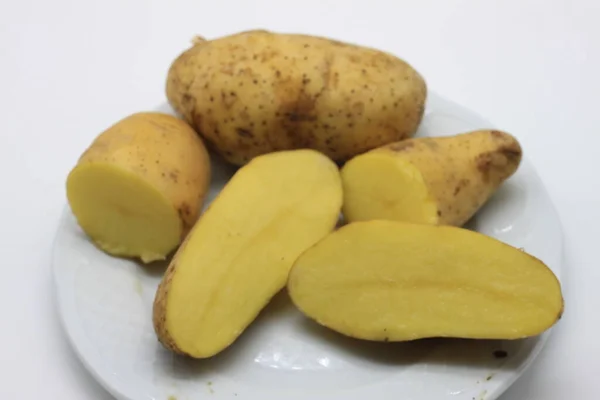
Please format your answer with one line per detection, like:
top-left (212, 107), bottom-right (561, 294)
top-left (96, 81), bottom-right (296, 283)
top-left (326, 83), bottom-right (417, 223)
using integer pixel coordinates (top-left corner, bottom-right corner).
top-left (152, 232), bottom-right (189, 355)
top-left (166, 30), bottom-right (427, 165)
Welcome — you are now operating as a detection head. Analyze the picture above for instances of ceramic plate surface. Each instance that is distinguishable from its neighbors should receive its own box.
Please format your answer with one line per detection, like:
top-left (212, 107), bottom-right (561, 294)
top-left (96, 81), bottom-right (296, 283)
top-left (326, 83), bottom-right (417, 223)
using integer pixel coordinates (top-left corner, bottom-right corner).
top-left (53, 92), bottom-right (564, 400)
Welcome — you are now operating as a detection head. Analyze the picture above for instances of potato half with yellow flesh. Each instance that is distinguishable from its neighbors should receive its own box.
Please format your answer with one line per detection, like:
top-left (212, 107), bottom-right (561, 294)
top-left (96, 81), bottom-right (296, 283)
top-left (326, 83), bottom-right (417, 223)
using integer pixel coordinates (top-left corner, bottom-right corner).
top-left (66, 112), bottom-right (211, 263)
top-left (341, 130), bottom-right (522, 226)
top-left (153, 149), bottom-right (343, 358)
top-left (288, 220), bottom-right (563, 342)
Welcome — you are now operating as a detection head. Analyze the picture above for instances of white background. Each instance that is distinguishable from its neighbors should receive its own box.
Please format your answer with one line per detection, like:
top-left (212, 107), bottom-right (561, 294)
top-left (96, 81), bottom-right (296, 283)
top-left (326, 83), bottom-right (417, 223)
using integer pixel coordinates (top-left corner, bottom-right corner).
top-left (1, 0), bottom-right (598, 398)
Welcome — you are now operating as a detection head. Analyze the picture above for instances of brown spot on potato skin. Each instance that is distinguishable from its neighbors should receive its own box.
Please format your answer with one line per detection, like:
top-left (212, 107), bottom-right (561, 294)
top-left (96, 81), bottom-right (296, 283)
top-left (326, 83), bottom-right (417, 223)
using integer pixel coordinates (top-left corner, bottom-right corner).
top-left (177, 203), bottom-right (193, 231)
top-left (320, 53), bottom-right (334, 91)
top-left (476, 142), bottom-right (522, 180)
top-left (181, 93), bottom-right (195, 110)
top-left (236, 128), bottom-right (254, 138)
top-left (220, 63), bottom-right (235, 76)
top-left (332, 72), bottom-right (340, 90)
top-left (220, 90), bottom-right (238, 109)
top-left (488, 131), bottom-right (523, 162)
top-left (285, 107), bottom-right (318, 122)
top-left (352, 101), bottom-right (365, 114)
top-left (278, 85), bottom-right (320, 147)
top-left (499, 144), bottom-right (522, 164)
top-left (453, 179), bottom-right (470, 196)
top-left (258, 49), bottom-right (280, 62)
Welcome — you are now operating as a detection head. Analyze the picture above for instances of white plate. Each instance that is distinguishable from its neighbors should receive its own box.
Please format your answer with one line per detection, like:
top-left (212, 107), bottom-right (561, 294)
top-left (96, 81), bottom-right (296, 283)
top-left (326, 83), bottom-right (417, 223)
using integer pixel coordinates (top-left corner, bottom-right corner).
top-left (52, 92), bottom-right (564, 400)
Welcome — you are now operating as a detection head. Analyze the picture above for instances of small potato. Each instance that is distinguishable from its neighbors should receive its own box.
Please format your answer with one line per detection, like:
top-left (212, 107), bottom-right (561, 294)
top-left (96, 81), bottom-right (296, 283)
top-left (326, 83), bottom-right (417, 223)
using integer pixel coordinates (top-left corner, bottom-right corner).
top-left (288, 220), bottom-right (564, 342)
top-left (166, 29), bottom-right (427, 165)
top-left (341, 130), bottom-right (522, 226)
top-left (153, 149), bottom-right (343, 358)
top-left (66, 112), bottom-right (211, 263)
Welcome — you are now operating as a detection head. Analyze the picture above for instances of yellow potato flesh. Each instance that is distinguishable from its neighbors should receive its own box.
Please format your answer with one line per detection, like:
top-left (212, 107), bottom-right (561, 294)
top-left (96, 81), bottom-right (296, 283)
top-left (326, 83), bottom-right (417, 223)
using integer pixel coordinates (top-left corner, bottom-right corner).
top-left (341, 153), bottom-right (438, 224)
top-left (288, 220), bottom-right (563, 341)
top-left (67, 163), bottom-right (180, 263)
top-left (155, 150), bottom-right (343, 358)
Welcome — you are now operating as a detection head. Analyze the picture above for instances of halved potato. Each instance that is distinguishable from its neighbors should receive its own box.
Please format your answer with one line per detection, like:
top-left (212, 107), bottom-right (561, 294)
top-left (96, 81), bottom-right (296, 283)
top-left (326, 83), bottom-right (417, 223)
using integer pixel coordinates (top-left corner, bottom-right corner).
top-left (66, 112), bottom-right (210, 263)
top-left (341, 130), bottom-right (522, 226)
top-left (288, 220), bottom-right (563, 341)
top-left (153, 149), bottom-right (343, 358)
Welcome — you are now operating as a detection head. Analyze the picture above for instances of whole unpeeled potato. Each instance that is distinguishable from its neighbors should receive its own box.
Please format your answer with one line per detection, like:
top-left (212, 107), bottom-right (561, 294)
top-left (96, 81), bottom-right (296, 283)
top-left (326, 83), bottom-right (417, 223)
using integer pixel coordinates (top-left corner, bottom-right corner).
top-left (166, 30), bottom-right (427, 165)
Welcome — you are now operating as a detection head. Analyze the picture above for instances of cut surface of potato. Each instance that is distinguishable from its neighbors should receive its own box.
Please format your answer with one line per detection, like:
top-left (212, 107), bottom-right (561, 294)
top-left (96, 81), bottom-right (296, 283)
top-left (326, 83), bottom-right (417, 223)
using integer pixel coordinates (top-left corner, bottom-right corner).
top-left (66, 112), bottom-right (211, 263)
top-left (342, 154), bottom-right (438, 224)
top-left (288, 220), bottom-right (563, 342)
top-left (153, 149), bottom-right (343, 358)
top-left (68, 164), bottom-right (181, 262)
top-left (341, 130), bottom-right (522, 226)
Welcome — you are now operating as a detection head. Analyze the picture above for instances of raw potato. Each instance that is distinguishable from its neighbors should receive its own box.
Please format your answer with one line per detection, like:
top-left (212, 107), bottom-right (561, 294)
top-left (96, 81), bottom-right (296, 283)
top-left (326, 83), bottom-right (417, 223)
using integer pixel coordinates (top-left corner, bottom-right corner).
top-left (66, 112), bottom-right (211, 263)
top-left (153, 149), bottom-right (343, 358)
top-left (166, 29), bottom-right (427, 165)
top-left (288, 220), bottom-right (564, 342)
top-left (341, 130), bottom-right (522, 226)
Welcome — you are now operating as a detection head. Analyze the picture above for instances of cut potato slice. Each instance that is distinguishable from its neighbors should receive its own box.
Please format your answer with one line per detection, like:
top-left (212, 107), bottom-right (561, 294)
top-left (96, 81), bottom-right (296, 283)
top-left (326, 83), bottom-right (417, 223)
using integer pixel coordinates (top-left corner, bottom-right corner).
top-left (288, 220), bottom-right (563, 342)
top-left (66, 112), bottom-right (211, 263)
top-left (153, 149), bottom-right (343, 358)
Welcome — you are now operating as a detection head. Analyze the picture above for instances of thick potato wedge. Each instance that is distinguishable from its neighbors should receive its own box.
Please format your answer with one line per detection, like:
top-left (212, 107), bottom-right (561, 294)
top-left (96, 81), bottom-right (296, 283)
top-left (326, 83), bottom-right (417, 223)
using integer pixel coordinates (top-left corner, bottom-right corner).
top-left (341, 130), bottom-right (522, 226)
top-left (288, 220), bottom-right (563, 342)
top-left (166, 29), bottom-right (427, 165)
top-left (66, 112), bottom-right (211, 263)
top-left (153, 149), bottom-right (343, 358)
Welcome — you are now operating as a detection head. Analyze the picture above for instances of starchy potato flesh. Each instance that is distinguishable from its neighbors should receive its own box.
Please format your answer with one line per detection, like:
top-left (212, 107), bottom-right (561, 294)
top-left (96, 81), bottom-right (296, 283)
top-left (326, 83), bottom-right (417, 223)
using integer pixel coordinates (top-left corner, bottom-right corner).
top-left (288, 220), bottom-right (563, 341)
top-left (153, 149), bottom-right (343, 358)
